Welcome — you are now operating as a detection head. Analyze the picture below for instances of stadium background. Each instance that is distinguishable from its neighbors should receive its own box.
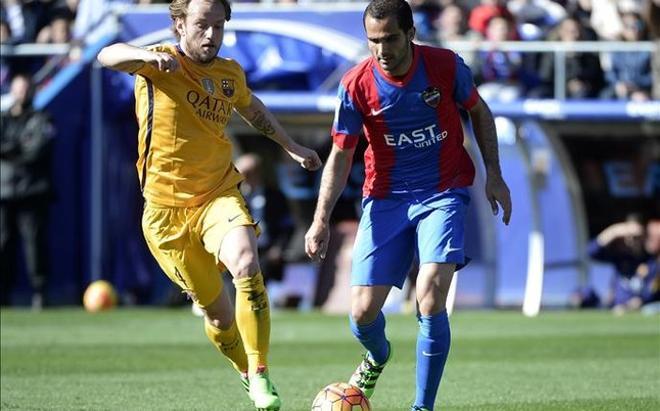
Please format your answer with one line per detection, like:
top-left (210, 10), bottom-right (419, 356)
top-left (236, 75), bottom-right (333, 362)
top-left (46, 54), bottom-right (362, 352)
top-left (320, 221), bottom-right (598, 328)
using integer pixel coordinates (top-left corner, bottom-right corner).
top-left (0, 0), bottom-right (658, 312)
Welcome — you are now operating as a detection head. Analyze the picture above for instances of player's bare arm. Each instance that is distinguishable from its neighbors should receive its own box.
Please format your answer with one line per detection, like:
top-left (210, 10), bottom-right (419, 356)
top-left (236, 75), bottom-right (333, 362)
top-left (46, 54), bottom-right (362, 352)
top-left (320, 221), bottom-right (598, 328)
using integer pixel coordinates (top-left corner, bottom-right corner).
top-left (305, 144), bottom-right (356, 261)
top-left (97, 43), bottom-right (179, 73)
top-left (235, 96), bottom-right (321, 171)
top-left (469, 97), bottom-right (512, 225)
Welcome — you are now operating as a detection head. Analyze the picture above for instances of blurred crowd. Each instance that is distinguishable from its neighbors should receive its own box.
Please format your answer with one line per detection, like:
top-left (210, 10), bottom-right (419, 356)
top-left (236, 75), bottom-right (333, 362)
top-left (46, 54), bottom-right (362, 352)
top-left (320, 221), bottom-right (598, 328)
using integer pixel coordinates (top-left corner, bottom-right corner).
top-left (412, 0), bottom-right (658, 101)
top-left (1, 0), bottom-right (659, 100)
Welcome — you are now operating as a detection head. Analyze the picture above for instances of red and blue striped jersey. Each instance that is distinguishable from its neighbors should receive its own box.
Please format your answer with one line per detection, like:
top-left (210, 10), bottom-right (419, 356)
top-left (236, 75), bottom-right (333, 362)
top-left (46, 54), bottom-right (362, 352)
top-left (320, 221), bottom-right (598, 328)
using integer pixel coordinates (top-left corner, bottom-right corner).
top-left (332, 44), bottom-right (479, 198)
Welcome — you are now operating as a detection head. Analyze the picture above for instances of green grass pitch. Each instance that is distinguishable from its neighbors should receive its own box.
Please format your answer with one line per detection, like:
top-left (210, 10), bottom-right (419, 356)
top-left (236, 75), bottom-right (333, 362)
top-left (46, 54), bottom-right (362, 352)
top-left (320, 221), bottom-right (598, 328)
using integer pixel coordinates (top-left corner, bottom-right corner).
top-left (1, 309), bottom-right (659, 410)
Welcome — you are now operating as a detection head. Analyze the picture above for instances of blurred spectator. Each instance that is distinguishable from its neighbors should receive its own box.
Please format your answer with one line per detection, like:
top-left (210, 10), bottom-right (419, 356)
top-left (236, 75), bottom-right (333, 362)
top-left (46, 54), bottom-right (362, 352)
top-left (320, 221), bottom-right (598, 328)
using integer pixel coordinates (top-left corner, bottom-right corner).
top-left (564, 0), bottom-right (599, 39)
top-left (72, 0), bottom-right (130, 45)
top-left (600, 11), bottom-right (652, 101)
top-left (588, 0), bottom-right (644, 40)
top-left (507, 0), bottom-right (567, 40)
top-left (468, 0), bottom-right (516, 37)
top-left (432, 3), bottom-right (481, 66)
top-left (473, 15), bottom-right (525, 102)
top-left (530, 16), bottom-right (604, 98)
top-left (589, 215), bottom-right (660, 315)
top-left (432, 5), bottom-right (479, 48)
top-left (588, 0), bottom-right (625, 40)
top-left (641, 219), bottom-right (660, 314)
top-left (2, 0), bottom-right (26, 43)
top-left (642, 0), bottom-right (660, 100)
top-left (36, 0), bottom-right (77, 44)
top-left (1, 16), bottom-right (12, 94)
top-left (409, 0), bottom-right (443, 42)
top-left (0, 72), bottom-right (55, 310)
top-left (0, 12), bottom-right (10, 43)
top-left (569, 285), bottom-right (601, 309)
top-left (236, 153), bottom-right (293, 284)
top-left (434, 3), bottom-right (470, 42)
top-left (2, 0), bottom-right (52, 43)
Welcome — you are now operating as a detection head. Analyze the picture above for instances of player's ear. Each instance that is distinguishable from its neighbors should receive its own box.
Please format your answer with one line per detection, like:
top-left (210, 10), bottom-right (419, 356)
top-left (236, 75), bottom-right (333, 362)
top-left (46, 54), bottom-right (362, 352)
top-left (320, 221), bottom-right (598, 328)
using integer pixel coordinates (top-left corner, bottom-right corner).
top-left (175, 17), bottom-right (186, 39)
top-left (408, 27), bottom-right (416, 42)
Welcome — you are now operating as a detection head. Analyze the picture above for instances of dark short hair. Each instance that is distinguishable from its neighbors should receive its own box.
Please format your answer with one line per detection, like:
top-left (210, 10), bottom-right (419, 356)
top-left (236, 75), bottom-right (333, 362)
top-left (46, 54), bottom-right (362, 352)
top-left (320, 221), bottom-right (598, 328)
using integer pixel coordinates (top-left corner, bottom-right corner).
top-left (363, 0), bottom-right (414, 33)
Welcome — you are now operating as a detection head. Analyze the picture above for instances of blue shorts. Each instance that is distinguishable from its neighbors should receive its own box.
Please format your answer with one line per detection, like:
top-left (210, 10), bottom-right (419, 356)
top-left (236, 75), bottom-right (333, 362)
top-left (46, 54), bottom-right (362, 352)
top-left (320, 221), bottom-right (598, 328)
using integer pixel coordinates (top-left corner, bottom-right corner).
top-left (351, 188), bottom-right (470, 289)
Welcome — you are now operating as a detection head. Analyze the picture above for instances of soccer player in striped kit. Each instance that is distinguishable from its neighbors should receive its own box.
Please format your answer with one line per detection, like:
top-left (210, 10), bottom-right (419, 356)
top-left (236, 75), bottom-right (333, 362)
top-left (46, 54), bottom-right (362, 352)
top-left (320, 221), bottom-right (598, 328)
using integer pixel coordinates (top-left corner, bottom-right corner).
top-left (97, 0), bottom-right (321, 409)
top-left (305, 1), bottom-right (512, 409)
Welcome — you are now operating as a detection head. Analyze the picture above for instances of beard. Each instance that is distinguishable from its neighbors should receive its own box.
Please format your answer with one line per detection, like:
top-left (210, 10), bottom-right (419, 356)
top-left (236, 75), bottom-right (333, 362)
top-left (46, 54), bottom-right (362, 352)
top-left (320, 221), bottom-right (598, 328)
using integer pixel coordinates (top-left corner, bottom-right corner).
top-left (183, 39), bottom-right (219, 64)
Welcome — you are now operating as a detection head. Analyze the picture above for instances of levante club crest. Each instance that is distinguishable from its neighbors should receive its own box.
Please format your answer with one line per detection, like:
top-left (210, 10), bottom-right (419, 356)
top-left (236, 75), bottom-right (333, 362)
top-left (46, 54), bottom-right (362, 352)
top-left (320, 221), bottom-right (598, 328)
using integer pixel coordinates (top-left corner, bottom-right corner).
top-left (221, 79), bottom-right (235, 97)
top-left (201, 78), bottom-right (215, 95)
top-left (421, 87), bottom-right (441, 108)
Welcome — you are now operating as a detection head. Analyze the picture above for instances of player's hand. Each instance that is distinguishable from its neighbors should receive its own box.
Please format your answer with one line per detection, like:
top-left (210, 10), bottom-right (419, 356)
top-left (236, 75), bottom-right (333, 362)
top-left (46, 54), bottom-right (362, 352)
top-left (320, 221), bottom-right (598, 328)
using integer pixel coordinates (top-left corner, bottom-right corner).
top-left (146, 51), bottom-right (179, 73)
top-left (485, 172), bottom-right (512, 225)
top-left (287, 144), bottom-right (322, 171)
top-left (305, 220), bottom-right (330, 261)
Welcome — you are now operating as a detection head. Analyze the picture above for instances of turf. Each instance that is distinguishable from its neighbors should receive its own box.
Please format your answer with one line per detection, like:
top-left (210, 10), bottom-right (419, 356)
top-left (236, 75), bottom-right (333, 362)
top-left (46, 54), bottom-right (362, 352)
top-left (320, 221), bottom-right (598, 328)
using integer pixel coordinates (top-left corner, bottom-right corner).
top-left (1, 309), bottom-right (658, 411)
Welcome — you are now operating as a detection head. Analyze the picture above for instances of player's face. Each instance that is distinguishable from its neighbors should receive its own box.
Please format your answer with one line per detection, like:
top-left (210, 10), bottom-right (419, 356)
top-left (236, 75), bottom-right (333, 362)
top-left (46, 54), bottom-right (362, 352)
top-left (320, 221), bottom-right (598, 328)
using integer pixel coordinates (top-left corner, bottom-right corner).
top-left (365, 15), bottom-right (415, 77)
top-left (176, 0), bottom-right (225, 64)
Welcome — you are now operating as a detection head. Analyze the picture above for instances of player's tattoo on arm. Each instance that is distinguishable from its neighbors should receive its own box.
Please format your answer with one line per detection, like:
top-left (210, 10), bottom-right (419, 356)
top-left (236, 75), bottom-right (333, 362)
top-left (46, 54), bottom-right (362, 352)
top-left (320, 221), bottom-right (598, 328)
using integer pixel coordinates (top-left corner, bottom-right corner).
top-left (471, 99), bottom-right (502, 175)
top-left (246, 110), bottom-right (276, 137)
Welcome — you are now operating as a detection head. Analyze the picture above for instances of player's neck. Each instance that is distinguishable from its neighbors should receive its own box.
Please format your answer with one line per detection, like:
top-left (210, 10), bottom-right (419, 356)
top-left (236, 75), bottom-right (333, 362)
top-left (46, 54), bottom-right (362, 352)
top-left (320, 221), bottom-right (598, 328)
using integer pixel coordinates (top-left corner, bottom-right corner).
top-left (378, 43), bottom-right (416, 84)
top-left (177, 43), bottom-right (213, 66)
top-left (391, 44), bottom-right (414, 78)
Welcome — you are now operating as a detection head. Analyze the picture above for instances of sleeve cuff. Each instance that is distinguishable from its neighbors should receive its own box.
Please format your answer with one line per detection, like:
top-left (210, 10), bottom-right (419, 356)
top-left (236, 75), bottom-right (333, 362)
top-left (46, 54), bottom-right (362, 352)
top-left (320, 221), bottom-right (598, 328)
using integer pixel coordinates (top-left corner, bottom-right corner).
top-left (462, 87), bottom-right (480, 110)
top-left (333, 132), bottom-right (359, 149)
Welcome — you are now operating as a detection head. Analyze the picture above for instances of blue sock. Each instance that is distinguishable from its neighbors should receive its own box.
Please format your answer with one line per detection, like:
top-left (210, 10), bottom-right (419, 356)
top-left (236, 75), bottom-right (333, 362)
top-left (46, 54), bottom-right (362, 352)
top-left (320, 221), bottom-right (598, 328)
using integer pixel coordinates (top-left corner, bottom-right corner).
top-left (414, 311), bottom-right (451, 410)
top-left (349, 311), bottom-right (389, 364)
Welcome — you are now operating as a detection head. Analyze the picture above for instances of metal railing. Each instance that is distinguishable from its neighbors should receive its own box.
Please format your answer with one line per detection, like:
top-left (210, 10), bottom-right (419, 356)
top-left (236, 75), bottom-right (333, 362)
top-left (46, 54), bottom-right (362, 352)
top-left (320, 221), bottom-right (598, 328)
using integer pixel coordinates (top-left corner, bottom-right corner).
top-left (443, 40), bottom-right (657, 100)
top-left (4, 39), bottom-right (655, 101)
top-left (0, 43), bottom-right (73, 91)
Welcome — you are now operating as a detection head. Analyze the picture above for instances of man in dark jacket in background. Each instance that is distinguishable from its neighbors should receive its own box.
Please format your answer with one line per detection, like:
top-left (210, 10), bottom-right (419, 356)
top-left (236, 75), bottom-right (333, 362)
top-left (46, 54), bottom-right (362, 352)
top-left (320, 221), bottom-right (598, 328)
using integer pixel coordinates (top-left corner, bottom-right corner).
top-left (1, 72), bottom-right (54, 310)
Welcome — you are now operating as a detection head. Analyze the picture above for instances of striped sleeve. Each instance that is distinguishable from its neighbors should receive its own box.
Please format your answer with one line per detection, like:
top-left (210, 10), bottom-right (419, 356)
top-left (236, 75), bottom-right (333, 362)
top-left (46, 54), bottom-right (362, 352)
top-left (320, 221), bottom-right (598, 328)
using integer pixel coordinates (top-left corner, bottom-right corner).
top-left (453, 54), bottom-right (479, 110)
top-left (331, 81), bottom-right (363, 149)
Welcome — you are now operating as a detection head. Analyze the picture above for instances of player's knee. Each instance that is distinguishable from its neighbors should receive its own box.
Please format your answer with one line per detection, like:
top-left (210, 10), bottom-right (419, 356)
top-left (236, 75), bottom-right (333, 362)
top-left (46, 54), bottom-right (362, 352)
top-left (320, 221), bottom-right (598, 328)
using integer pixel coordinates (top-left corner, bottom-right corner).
top-left (417, 294), bottom-right (447, 316)
top-left (228, 251), bottom-right (260, 279)
top-left (206, 315), bottom-right (233, 330)
top-left (204, 305), bottom-right (234, 329)
top-left (350, 304), bottom-right (379, 325)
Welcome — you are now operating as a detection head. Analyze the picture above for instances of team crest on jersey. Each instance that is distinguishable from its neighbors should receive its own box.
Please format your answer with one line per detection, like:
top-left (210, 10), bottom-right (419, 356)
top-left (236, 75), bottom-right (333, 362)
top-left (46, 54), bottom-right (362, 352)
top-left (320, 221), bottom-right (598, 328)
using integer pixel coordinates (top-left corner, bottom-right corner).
top-left (221, 79), bottom-right (235, 97)
top-left (421, 87), bottom-right (441, 108)
top-left (201, 78), bottom-right (215, 95)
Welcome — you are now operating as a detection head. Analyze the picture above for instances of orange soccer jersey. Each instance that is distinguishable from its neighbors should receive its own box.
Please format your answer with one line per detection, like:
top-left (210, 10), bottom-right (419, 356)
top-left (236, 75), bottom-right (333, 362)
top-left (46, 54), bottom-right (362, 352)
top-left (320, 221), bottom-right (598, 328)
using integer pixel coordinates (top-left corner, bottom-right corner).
top-left (133, 43), bottom-right (252, 207)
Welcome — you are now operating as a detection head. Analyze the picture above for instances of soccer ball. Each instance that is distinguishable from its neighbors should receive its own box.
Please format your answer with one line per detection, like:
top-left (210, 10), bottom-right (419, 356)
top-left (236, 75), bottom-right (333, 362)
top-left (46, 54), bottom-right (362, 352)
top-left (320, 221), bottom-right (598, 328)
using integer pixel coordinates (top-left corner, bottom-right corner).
top-left (83, 280), bottom-right (118, 312)
top-left (311, 382), bottom-right (371, 411)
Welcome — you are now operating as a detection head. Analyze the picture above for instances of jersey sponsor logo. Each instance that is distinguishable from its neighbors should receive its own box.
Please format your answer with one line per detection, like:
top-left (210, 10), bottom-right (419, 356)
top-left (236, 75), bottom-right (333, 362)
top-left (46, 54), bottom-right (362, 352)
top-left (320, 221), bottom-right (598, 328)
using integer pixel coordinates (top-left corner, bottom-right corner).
top-left (370, 104), bottom-right (394, 116)
top-left (201, 78), bottom-right (215, 95)
top-left (227, 214), bottom-right (241, 222)
top-left (421, 87), bottom-right (441, 108)
top-left (221, 79), bottom-right (235, 98)
top-left (186, 90), bottom-right (232, 124)
top-left (384, 124), bottom-right (448, 148)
